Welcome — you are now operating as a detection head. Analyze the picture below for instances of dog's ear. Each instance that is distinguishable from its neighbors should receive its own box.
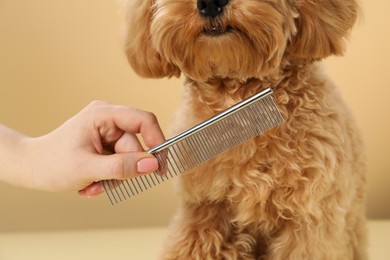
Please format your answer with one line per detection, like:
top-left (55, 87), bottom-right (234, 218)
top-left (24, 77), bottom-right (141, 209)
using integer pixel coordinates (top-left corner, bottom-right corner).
top-left (124, 0), bottom-right (180, 78)
top-left (287, 0), bottom-right (358, 59)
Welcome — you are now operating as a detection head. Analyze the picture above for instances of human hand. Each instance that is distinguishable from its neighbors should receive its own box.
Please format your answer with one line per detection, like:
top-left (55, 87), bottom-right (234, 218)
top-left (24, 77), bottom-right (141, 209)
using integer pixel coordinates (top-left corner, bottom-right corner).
top-left (19, 101), bottom-right (165, 196)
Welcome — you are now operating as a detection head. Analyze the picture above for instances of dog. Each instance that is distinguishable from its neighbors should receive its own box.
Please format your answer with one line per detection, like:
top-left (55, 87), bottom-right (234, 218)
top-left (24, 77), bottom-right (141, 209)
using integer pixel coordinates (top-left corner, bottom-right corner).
top-left (124, 0), bottom-right (367, 259)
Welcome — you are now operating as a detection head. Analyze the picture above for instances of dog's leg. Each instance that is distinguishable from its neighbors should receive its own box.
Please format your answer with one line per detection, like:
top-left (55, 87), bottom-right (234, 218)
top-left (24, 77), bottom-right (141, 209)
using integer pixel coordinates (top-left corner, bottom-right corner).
top-left (348, 212), bottom-right (368, 260)
top-left (346, 193), bottom-right (368, 260)
top-left (263, 214), bottom-right (366, 260)
top-left (159, 201), bottom-right (256, 260)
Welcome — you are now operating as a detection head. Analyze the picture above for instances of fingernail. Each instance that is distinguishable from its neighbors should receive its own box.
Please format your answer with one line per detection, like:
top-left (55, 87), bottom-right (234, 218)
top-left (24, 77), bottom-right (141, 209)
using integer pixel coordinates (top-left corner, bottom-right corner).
top-left (137, 157), bottom-right (158, 173)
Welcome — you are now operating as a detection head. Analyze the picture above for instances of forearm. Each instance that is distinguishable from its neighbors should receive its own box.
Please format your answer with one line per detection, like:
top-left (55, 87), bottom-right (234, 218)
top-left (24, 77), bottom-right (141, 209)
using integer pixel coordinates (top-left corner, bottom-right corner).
top-left (0, 124), bottom-right (33, 188)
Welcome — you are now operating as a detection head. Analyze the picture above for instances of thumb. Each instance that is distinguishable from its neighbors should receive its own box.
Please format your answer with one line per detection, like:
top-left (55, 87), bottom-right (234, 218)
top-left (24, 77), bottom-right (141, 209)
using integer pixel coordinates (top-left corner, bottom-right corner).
top-left (91, 152), bottom-right (159, 181)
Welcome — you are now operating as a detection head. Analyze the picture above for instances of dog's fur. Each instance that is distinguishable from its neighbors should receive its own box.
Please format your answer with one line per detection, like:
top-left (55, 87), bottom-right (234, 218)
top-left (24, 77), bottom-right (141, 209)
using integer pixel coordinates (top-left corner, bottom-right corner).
top-left (125, 0), bottom-right (367, 259)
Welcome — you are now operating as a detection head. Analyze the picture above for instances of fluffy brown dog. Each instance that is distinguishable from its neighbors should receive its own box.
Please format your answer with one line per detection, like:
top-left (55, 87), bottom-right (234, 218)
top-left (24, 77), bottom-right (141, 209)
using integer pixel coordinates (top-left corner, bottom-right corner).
top-left (125, 0), bottom-right (367, 259)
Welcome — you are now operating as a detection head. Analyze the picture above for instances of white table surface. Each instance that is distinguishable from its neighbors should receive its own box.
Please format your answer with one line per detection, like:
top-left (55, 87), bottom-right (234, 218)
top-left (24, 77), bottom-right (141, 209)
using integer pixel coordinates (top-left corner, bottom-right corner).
top-left (0, 220), bottom-right (388, 260)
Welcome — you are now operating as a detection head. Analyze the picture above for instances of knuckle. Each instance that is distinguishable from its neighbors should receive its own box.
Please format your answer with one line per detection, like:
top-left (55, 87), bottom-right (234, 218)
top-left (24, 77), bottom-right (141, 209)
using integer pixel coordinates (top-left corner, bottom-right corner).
top-left (89, 100), bottom-right (109, 108)
top-left (144, 111), bottom-right (159, 124)
top-left (110, 156), bottom-right (126, 180)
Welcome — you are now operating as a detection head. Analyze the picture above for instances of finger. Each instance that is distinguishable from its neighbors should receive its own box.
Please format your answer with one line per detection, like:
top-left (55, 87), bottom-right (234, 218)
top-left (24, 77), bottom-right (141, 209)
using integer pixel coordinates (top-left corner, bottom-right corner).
top-left (79, 182), bottom-right (103, 197)
top-left (114, 132), bottom-right (144, 153)
top-left (98, 106), bottom-right (165, 148)
top-left (87, 152), bottom-right (159, 181)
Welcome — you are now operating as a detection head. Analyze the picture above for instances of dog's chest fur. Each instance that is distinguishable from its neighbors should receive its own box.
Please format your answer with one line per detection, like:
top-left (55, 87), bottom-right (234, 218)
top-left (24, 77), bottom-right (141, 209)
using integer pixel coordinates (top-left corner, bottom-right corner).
top-left (171, 63), bottom-right (362, 227)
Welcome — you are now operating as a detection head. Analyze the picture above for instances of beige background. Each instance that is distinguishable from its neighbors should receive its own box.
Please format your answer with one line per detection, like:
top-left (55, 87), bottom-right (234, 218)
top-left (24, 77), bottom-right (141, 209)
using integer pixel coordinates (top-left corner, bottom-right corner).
top-left (0, 0), bottom-right (388, 232)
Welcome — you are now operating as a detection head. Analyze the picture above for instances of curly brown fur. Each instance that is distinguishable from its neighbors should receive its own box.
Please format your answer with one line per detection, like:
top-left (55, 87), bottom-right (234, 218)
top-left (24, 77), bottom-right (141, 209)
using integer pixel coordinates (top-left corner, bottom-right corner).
top-left (124, 0), bottom-right (367, 259)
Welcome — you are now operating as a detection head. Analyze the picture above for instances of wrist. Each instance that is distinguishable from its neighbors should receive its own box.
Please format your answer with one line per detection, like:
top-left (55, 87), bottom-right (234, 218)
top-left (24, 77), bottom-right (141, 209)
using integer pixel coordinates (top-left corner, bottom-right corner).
top-left (0, 125), bottom-right (32, 188)
top-left (17, 136), bottom-right (41, 189)
top-left (18, 135), bottom-right (59, 191)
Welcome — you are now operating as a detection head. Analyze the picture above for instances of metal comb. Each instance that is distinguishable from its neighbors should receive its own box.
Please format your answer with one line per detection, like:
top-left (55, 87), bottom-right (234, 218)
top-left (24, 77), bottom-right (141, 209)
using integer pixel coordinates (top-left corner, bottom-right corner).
top-left (102, 87), bottom-right (284, 205)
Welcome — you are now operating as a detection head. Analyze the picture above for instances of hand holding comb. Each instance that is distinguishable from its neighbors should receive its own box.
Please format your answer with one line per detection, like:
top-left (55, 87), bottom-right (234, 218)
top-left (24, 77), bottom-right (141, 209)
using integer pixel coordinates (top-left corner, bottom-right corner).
top-left (101, 88), bottom-right (284, 205)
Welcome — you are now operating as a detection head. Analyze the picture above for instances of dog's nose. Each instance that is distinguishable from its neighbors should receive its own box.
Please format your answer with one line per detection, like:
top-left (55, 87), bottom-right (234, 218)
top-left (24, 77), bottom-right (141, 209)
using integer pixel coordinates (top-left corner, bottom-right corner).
top-left (197, 0), bottom-right (229, 18)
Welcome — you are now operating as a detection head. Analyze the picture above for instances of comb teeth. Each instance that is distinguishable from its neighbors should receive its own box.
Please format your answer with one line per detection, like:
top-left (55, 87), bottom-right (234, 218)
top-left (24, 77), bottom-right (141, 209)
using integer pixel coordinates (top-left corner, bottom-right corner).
top-left (102, 88), bottom-right (284, 205)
